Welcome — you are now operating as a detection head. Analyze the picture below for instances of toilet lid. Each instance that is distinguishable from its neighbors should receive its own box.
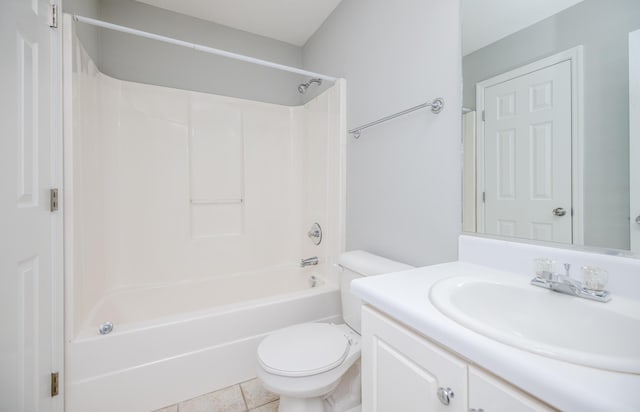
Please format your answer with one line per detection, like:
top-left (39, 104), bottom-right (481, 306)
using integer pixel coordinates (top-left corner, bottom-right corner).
top-left (258, 323), bottom-right (351, 377)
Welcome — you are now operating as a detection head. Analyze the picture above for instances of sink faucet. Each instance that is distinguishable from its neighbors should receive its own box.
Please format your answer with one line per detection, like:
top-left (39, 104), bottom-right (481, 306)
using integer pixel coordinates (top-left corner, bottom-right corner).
top-left (531, 263), bottom-right (611, 302)
top-left (300, 256), bottom-right (319, 267)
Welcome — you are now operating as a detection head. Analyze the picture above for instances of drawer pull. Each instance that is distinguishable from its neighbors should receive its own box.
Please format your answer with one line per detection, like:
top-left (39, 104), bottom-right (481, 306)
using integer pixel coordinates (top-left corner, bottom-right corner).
top-left (437, 387), bottom-right (454, 405)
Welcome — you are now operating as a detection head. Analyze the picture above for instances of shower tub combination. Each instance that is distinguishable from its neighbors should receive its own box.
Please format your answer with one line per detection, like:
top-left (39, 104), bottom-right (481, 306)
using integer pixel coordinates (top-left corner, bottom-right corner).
top-left (63, 15), bottom-right (346, 412)
top-left (66, 266), bottom-right (342, 411)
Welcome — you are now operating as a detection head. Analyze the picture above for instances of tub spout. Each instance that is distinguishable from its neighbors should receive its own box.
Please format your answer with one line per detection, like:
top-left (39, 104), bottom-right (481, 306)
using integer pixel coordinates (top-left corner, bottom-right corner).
top-left (300, 256), bottom-right (319, 267)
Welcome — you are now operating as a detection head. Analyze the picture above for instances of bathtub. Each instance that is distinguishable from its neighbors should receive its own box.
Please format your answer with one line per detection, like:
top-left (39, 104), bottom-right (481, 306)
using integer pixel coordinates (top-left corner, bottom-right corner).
top-left (65, 265), bottom-right (341, 412)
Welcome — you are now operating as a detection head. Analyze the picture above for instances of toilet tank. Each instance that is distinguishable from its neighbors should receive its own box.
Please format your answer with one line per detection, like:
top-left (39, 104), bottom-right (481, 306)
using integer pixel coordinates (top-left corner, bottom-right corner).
top-left (338, 251), bottom-right (413, 334)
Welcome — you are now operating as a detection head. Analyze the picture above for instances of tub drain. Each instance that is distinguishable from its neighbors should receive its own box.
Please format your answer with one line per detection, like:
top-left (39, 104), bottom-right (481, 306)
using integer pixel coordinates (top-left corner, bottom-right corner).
top-left (99, 322), bottom-right (114, 335)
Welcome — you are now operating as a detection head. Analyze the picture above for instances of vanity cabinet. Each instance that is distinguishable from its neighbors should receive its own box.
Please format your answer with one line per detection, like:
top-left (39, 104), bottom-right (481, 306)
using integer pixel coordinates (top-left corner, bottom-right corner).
top-left (468, 366), bottom-right (555, 411)
top-left (361, 306), bottom-right (555, 412)
top-left (361, 305), bottom-right (468, 411)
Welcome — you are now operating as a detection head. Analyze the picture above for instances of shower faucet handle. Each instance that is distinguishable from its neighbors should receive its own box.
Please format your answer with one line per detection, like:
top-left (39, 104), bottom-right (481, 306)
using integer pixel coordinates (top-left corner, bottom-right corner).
top-left (307, 223), bottom-right (322, 245)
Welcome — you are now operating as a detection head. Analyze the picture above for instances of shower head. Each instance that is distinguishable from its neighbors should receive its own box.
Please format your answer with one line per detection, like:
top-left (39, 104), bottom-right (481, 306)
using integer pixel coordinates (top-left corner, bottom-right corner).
top-left (297, 78), bottom-right (323, 94)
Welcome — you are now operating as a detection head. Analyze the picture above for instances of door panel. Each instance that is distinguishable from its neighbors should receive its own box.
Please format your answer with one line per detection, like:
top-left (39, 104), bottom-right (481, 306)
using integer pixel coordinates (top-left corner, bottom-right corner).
top-left (373, 338), bottom-right (438, 410)
top-left (483, 60), bottom-right (572, 243)
top-left (0, 1), bottom-right (58, 410)
top-left (462, 111), bottom-right (477, 232)
top-left (361, 307), bottom-right (467, 412)
top-left (630, 29), bottom-right (640, 253)
top-left (468, 366), bottom-right (555, 412)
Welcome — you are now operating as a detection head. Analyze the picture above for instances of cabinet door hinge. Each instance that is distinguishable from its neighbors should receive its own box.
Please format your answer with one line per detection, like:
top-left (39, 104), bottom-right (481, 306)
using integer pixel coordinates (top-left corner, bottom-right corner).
top-left (49, 4), bottom-right (58, 28)
top-left (50, 372), bottom-right (59, 397)
top-left (50, 188), bottom-right (59, 212)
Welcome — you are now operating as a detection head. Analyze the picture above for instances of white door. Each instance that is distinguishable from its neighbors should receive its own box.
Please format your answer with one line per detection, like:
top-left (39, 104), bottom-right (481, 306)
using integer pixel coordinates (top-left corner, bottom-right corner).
top-left (481, 60), bottom-right (572, 243)
top-left (630, 29), bottom-right (640, 253)
top-left (0, 1), bottom-right (62, 411)
top-left (462, 111), bottom-right (477, 233)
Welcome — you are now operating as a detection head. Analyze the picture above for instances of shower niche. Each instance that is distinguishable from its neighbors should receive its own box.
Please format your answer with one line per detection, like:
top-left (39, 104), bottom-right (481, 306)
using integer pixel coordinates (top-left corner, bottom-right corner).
top-left (189, 98), bottom-right (245, 238)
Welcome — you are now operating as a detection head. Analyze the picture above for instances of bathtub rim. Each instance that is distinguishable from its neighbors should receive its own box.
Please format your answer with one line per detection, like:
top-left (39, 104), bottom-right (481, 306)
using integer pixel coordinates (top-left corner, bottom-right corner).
top-left (75, 276), bottom-right (338, 341)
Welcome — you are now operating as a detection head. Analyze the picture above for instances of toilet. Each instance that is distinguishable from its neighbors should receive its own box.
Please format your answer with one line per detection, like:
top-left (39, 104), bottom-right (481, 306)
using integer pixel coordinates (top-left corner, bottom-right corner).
top-left (256, 251), bottom-right (413, 412)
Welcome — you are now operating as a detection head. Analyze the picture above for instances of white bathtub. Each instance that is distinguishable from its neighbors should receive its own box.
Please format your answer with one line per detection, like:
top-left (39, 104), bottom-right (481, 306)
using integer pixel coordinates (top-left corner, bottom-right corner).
top-left (65, 265), bottom-right (341, 412)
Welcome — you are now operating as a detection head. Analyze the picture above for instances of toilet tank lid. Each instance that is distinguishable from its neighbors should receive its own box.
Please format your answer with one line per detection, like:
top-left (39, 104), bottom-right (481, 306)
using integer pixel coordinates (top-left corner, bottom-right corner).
top-left (338, 250), bottom-right (414, 276)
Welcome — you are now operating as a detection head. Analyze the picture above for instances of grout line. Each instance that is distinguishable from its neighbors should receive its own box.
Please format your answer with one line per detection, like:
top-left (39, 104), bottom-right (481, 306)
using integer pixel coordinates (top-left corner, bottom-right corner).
top-left (238, 382), bottom-right (249, 411)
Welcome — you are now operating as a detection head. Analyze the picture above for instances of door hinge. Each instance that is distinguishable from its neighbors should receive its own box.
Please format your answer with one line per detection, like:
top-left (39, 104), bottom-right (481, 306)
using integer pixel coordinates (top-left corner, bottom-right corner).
top-left (50, 372), bottom-right (59, 397)
top-left (482, 192), bottom-right (486, 203)
top-left (50, 188), bottom-right (59, 212)
top-left (49, 4), bottom-right (58, 28)
top-left (481, 110), bottom-right (485, 122)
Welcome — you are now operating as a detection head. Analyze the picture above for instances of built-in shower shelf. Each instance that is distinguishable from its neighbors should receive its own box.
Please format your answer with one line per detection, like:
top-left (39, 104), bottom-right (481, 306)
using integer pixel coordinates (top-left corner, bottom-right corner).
top-left (190, 198), bottom-right (244, 205)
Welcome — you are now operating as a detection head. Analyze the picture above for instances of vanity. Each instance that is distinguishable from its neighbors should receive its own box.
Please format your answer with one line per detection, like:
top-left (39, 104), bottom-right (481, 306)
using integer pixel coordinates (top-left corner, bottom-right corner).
top-left (350, 2), bottom-right (640, 409)
top-left (351, 236), bottom-right (640, 412)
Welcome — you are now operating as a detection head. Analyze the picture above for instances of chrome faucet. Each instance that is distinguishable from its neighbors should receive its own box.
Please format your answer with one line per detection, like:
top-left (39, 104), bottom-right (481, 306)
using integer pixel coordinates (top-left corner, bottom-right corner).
top-left (300, 256), bottom-right (319, 267)
top-left (530, 263), bottom-right (611, 302)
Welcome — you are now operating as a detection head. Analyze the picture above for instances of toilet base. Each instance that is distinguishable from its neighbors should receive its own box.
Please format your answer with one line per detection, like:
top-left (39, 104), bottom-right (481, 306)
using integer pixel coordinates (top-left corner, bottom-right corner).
top-left (273, 361), bottom-right (361, 412)
top-left (278, 396), bottom-right (326, 412)
top-left (324, 360), bottom-right (361, 411)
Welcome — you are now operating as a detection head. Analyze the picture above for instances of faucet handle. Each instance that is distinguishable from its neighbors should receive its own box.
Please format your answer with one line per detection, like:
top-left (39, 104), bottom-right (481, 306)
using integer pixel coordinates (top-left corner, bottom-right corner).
top-left (563, 263), bottom-right (571, 277)
top-left (582, 266), bottom-right (609, 291)
top-left (533, 257), bottom-right (554, 277)
top-left (307, 222), bottom-right (322, 246)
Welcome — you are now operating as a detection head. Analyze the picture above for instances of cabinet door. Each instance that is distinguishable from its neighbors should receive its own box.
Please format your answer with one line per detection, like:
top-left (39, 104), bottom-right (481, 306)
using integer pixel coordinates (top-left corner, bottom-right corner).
top-left (362, 306), bottom-right (467, 412)
top-left (468, 366), bottom-right (556, 412)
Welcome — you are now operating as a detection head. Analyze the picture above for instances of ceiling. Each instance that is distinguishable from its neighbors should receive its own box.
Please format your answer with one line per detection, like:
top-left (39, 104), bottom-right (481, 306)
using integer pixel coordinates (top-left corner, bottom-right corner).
top-left (134, 1), bottom-right (586, 54)
top-left (135, 0), bottom-right (343, 46)
top-left (462, 0), bottom-right (585, 55)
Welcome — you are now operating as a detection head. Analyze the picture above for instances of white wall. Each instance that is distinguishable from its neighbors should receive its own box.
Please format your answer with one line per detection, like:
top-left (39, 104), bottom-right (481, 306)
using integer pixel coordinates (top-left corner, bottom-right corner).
top-left (63, 0), bottom-right (308, 106)
top-left (96, 0), bottom-right (305, 106)
top-left (461, 0), bottom-right (585, 56)
top-left (303, 0), bottom-right (462, 266)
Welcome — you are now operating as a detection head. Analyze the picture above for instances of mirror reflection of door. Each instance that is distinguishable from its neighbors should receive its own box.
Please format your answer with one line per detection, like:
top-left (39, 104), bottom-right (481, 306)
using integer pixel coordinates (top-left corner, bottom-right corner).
top-left (475, 50), bottom-right (580, 244)
top-left (631, 29), bottom-right (640, 254)
top-left (462, 111), bottom-right (477, 233)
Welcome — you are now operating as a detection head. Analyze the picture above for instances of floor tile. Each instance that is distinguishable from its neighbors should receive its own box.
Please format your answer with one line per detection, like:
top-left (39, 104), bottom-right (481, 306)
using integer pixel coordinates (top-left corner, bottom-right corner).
top-left (249, 400), bottom-right (279, 412)
top-left (178, 385), bottom-right (247, 412)
top-left (153, 405), bottom-right (178, 412)
top-left (240, 379), bottom-right (279, 409)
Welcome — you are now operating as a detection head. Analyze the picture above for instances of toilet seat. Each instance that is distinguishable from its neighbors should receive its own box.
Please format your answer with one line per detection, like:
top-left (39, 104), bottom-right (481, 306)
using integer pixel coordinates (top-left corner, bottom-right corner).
top-left (258, 323), bottom-right (351, 377)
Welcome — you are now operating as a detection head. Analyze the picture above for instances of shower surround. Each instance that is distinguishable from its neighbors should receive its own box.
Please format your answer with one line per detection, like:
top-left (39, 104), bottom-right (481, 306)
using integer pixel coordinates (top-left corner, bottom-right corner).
top-left (64, 24), bottom-right (345, 411)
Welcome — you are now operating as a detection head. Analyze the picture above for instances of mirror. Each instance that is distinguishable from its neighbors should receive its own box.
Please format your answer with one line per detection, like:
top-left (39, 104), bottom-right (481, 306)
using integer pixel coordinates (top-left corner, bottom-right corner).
top-left (461, 0), bottom-right (640, 254)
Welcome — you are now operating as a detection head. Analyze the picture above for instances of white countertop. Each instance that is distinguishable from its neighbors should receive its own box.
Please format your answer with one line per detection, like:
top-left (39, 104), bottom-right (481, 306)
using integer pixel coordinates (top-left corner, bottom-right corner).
top-left (351, 261), bottom-right (640, 412)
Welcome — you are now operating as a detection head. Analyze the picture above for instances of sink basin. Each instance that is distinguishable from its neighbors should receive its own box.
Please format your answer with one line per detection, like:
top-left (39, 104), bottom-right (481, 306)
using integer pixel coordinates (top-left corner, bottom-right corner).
top-left (429, 274), bottom-right (640, 374)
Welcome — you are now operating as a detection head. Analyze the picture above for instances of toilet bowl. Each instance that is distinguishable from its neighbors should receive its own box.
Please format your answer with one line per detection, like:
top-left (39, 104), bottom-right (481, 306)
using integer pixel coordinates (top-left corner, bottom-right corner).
top-left (256, 251), bottom-right (413, 412)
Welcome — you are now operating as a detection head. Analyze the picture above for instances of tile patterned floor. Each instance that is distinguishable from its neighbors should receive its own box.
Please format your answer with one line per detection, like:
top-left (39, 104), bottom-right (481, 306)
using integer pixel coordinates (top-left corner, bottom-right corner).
top-left (153, 378), bottom-right (279, 412)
